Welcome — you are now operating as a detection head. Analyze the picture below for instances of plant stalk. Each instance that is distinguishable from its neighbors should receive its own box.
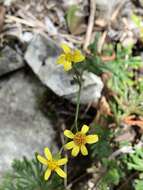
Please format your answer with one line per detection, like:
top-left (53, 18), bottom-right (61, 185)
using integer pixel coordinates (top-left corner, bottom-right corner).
top-left (74, 72), bottom-right (82, 132)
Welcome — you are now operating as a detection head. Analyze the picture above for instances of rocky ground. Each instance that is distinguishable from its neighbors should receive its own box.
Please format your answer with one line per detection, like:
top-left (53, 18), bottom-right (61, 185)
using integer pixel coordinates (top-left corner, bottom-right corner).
top-left (0, 67), bottom-right (57, 175)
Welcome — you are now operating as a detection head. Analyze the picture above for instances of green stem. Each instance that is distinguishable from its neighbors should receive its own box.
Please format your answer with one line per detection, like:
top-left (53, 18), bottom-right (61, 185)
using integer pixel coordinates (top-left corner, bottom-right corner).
top-left (74, 71), bottom-right (82, 132)
top-left (59, 145), bottom-right (64, 155)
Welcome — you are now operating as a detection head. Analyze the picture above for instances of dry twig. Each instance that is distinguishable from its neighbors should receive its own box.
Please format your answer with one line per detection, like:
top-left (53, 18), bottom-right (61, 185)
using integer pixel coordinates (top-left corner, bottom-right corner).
top-left (83, 0), bottom-right (96, 51)
top-left (97, 31), bottom-right (107, 54)
top-left (97, 0), bottom-right (127, 53)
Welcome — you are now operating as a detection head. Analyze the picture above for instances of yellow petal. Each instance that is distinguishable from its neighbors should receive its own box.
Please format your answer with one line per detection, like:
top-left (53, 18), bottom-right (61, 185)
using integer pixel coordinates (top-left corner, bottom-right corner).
top-left (44, 147), bottom-right (52, 160)
top-left (65, 141), bottom-right (75, 150)
top-left (64, 130), bottom-right (74, 139)
top-left (61, 43), bottom-right (71, 53)
top-left (44, 168), bottom-right (51, 180)
top-left (73, 50), bottom-right (85, 63)
top-left (81, 145), bottom-right (88, 156)
top-left (63, 61), bottom-right (72, 71)
top-left (57, 54), bottom-right (66, 65)
top-left (86, 135), bottom-right (99, 144)
top-left (57, 158), bottom-right (68, 166)
top-left (72, 145), bottom-right (80, 157)
top-left (55, 167), bottom-right (67, 178)
top-left (37, 155), bottom-right (47, 165)
top-left (81, 125), bottom-right (89, 134)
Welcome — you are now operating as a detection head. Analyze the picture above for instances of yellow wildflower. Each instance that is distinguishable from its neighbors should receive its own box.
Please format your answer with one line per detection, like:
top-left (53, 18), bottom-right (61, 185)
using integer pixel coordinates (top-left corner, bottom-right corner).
top-left (57, 43), bottom-right (85, 71)
top-left (64, 125), bottom-right (99, 157)
top-left (37, 147), bottom-right (68, 180)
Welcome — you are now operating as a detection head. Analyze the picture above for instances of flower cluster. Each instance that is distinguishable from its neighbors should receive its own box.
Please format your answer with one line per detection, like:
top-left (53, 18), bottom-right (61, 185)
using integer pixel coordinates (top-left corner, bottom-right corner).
top-left (37, 124), bottom-right (98, 180)
top-left (37, 44), bottom-right (99, 181)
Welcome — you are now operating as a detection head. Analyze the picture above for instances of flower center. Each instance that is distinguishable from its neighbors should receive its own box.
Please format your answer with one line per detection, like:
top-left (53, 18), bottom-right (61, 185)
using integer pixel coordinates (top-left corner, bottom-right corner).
top-left (65, 52), bottom-right (73, 62)
top-left (47, 160), bottom-right (58, 170)
top-left (73, 133), bottom-right (86, 146)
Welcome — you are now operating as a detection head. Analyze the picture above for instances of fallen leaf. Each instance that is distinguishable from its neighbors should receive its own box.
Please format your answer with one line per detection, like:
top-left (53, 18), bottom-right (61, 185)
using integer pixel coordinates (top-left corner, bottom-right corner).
top-left (101, 52), bottom-right (116, 62)
top-left (99, 96), bottom-right (112, 116)
top-left (123, 115), bottom-right (143, 129)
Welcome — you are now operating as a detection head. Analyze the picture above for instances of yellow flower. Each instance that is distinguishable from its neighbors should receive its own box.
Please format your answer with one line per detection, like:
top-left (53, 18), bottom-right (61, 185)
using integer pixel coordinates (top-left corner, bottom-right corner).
top-left (37, 147), bottom-right (68, 180)
top-left (57, 43), bottom-right (85, 71)
top-left (64, 125), bottom-right (99, 157)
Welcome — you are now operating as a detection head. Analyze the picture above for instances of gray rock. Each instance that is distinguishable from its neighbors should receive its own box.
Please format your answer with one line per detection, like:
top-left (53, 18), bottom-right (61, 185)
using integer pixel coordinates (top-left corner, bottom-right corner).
top-left (0, 46), bottom-right (24, 77)
top-left (25, 34), bottom-right (103, 104)
top-left (0, 71), bottom-right (56, 175)
top-left (62, 0), bottom-right (83, 9)
top-left (0, 0), bottom-right (16, 6)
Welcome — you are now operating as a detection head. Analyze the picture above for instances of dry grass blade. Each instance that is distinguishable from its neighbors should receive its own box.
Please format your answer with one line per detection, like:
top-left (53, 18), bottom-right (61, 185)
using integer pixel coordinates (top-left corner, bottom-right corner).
top-left (83, 0), bottom-right (96, 51)
top-left (97, 31), bottom-right (107, 54)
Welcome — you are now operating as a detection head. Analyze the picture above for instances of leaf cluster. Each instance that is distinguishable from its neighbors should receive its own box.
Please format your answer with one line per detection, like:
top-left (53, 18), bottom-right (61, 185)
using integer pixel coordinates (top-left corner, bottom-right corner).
top-left (91, 124), bottom-right (113, 160)
top-left (0, 156), bottom-right (64, 190)
top-left (97, 159), bottom-right (125, 190)
top-left (125, 147), bottom-right (143, 172)
top-left (87, 42), bottom-right (142, 96)
top-left (123, 147), bottom-right (143, 190)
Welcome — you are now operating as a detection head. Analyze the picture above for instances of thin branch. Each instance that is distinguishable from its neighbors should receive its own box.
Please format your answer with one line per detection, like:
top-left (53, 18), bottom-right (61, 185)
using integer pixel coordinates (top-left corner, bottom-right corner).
top-left (83, 0), bottom-right (96, 51)
top-left (97, 31), bottom-right (107, 54)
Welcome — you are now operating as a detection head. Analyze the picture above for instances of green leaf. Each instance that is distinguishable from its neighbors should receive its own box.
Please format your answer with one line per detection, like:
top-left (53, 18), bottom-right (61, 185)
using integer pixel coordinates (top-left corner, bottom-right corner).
top-left (66, 5), bottom-right (81, 34)
top-left (104, 168), bottom-right (120, 185)
top-left (126, 148), bottom-right (143, 172)
top-left (131, 14), bottom-right (142, 27)
top-left (91, 125), bottom-right (112, 159)
top-left (134, 179), bottom-right (143, 190)
top-left (97, 159), bottom-right (124, 190)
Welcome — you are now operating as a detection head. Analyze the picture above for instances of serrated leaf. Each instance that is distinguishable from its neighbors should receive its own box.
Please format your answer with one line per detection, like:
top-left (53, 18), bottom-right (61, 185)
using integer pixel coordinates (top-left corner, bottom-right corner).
top-left (0, 157), bottom-right (64, 190)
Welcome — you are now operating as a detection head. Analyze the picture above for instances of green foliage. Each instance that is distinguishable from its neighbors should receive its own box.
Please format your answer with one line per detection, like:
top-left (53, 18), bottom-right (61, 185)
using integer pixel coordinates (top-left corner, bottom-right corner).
top-left (86, 36), bottom-right (143, 130)
top-left (122, 89), bottom-right (143, 116)
top-left (131, 14), bottom-right (142, 27)
top-left (126, 147), bottom-right (143, 172)
top-left (91, 125), bottom-right (112, 159)
top-left (87, 41), bottom-right (142, 96)
top-left (0, 156), bottom-right (64, 190)
top-left (134, 179), bottom-right (143, 190)
top-left (110, 87), bottom-right (143, 126)
top-left (97, 159), bottom-right (124, 190)
top-left (131, 14), bottom-right (143, 39)
top-left (84, 40), bottom-right (143, 190)
top-left (123, 147), bottom-right (143, 190)
top-left (99, 168), bottom-right (120, 190)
